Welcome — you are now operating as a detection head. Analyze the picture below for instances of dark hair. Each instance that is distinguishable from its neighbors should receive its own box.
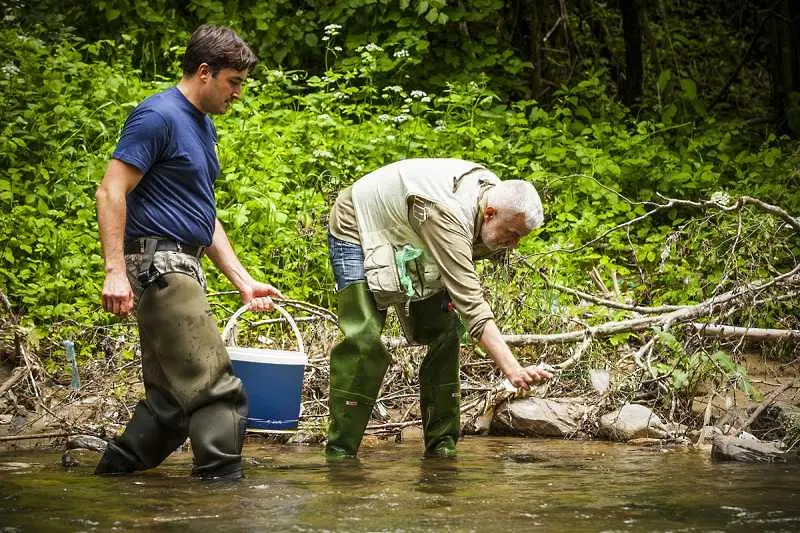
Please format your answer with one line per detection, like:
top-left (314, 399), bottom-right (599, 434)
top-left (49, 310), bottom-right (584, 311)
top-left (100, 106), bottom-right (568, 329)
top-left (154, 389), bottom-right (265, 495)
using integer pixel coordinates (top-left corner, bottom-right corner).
top-left (181, 24), bottom-right (258, 76)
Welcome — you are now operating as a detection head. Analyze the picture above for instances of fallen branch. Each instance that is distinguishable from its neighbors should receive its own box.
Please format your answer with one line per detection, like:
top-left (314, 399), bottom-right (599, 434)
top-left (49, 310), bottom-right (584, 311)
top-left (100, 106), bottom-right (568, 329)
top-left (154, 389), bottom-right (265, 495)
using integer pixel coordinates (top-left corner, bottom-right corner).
top-left (503, 266), bottom-right (799, 345)
top-left (0, 367), bottom-right (26, 396)
top-left (691, 323), bottom-right (800, 341)
top-left (380, 267), bottom-right (797, 351)
top-left (739, 381), bottom-right (796, 433)
top-left (0, 431), bottom-right (72, 443)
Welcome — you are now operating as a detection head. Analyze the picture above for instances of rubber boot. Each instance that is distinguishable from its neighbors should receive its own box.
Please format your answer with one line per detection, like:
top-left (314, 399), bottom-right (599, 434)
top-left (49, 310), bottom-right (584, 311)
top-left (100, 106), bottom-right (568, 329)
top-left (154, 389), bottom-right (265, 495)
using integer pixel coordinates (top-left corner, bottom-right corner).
top-left (410, 293), bottom-right (462, 457)
top-left (95, 389), bottom-right (188, 475)
top-left (188, 382), bottom-right (248, 480)
top-left (325, 282), bottom-right (391, 459)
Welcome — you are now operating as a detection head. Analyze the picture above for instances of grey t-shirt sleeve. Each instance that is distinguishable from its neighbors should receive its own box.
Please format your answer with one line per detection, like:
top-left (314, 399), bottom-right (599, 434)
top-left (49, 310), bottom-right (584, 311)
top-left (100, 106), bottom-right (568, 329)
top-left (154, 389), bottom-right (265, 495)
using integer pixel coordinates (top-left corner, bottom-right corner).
top-left (408, 197), bottom-right (494, 340)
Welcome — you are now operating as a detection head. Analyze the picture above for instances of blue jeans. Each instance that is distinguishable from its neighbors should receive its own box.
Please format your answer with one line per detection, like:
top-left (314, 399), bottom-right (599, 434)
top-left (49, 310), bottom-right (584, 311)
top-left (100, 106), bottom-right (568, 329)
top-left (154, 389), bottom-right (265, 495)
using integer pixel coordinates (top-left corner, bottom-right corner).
top-left (327, 232), bottom-right (366, 291)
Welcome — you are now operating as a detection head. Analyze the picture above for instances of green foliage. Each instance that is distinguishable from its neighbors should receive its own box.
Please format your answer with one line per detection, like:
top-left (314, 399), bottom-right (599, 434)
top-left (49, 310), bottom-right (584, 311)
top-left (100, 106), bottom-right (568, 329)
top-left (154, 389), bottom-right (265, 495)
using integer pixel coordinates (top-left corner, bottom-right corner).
top-left (0, 9), bottom-right (798, 387)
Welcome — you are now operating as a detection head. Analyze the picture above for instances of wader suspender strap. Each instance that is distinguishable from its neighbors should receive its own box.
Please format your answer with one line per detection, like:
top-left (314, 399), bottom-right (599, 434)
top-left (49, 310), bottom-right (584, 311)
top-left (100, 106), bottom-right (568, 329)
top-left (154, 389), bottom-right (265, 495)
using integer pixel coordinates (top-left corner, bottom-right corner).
top-left (136, 238), bottom-right (168, 289)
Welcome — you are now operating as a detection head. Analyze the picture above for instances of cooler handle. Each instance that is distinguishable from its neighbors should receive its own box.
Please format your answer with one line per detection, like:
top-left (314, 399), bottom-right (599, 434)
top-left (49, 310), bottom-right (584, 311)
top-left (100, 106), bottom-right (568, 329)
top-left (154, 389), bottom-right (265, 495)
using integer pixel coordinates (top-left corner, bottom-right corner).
top-left (222, 303), bottom-right (306, 355)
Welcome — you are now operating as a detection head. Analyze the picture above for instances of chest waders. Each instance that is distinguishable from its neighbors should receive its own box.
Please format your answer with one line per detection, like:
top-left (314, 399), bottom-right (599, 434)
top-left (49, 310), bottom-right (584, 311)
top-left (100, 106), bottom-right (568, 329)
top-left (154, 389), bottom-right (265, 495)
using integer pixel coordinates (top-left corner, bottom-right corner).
top-left (95, 253), bottom-right (247, 480)
top-left (325, 282), bottom-right (461, 458)
top-left (325, 281), bottom-right (391, 459)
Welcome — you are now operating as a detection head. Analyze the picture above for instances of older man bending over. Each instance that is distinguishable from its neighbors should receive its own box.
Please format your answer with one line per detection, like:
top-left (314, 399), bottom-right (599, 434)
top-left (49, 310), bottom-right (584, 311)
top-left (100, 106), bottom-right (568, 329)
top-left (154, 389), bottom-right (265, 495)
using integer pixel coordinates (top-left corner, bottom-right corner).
top-left (325, 158), bottom-right (552, 459)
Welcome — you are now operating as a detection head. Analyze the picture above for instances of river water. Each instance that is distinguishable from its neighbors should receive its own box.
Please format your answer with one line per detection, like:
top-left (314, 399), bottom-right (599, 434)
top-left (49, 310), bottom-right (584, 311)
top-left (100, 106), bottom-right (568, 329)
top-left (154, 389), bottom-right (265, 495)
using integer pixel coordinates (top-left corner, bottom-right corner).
top-left (1, 436), bottom-right (798, 532)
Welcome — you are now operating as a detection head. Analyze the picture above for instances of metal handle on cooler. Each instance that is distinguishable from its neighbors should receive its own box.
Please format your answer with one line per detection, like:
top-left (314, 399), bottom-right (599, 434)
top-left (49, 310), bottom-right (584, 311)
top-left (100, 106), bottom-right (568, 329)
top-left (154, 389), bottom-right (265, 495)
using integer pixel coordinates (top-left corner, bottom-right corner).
top-left (222, 303), bottom-right (306, 354)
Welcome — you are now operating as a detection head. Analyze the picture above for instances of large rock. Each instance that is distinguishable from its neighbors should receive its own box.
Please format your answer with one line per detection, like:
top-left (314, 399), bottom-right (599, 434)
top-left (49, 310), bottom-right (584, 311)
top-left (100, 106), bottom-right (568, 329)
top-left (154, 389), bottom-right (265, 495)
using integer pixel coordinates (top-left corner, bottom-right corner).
top-left (490, 398), bottom-right (588, 437)
top-left (711, 434), bottom-right (797, 463)
top-left (599, 404), bottom-right (669, 441)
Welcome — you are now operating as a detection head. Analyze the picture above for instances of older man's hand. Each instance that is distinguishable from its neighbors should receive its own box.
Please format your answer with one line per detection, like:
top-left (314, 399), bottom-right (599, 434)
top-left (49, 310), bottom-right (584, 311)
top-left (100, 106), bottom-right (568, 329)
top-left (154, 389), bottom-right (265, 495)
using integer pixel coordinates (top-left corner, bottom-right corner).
top-left (506, 364), bottom-right (553, 391)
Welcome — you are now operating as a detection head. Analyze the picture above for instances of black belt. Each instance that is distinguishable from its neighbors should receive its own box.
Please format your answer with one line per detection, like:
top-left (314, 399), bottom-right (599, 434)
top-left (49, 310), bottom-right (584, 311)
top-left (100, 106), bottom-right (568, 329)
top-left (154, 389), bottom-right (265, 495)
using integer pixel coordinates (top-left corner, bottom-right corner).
top-left (124, 238), bottom-right (205, 258)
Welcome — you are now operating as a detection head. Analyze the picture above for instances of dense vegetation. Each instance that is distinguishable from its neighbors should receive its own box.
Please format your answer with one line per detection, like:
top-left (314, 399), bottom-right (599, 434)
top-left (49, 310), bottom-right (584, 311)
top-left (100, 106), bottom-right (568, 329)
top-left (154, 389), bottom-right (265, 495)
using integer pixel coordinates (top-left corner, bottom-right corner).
top-left (1, 1), bottom-right (798, 407)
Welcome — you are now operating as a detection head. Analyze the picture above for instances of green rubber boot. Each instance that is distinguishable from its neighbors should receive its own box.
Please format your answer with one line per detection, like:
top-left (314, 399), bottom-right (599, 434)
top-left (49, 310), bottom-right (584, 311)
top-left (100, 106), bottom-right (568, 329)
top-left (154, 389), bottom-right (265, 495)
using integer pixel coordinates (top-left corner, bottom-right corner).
top-left (410, 293), bottom-right (462, 458)
top-left (95, 386), bottom-right (189, 475)
top-left (325, 282), bottom-right (392, 459)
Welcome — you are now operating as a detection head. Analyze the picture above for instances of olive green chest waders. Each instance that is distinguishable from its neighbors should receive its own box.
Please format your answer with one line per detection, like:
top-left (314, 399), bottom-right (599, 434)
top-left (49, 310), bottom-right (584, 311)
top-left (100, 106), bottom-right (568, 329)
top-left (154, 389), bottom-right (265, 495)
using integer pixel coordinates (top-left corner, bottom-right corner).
top-left (325, 282), bottom-right (461, 459)
top-left (325, 282), bottom-right (391, 459)
top-left (95, 251), bottom-right (247, 480)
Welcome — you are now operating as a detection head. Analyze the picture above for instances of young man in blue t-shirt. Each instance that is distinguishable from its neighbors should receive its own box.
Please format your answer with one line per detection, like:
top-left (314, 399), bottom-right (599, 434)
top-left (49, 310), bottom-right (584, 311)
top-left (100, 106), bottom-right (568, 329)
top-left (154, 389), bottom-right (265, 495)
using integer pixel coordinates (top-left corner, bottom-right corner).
top-left (94, 25), bottom-right (282, 480)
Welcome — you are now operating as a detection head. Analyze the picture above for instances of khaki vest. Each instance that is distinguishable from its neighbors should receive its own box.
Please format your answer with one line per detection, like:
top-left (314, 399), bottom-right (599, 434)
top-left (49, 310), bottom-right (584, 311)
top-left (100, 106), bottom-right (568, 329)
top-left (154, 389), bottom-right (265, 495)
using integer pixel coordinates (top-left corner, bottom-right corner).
top-left (352, 158), bottom-right (499, 308)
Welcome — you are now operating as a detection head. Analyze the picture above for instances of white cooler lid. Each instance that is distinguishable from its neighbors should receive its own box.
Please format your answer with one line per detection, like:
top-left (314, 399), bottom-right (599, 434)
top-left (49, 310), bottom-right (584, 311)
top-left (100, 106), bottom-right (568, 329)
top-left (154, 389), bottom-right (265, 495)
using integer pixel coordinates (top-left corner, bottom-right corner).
top-left (227, 346), bottom-right (307, 365)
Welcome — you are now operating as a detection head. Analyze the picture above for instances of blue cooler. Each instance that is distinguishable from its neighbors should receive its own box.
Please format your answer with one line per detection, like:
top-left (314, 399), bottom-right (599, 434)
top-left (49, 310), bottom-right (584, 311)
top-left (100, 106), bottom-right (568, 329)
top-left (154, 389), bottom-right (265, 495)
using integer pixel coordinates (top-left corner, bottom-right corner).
top-left (223, 304), bottom-right (308, 431)
top-left (229, 347), bottom-right (307, 430)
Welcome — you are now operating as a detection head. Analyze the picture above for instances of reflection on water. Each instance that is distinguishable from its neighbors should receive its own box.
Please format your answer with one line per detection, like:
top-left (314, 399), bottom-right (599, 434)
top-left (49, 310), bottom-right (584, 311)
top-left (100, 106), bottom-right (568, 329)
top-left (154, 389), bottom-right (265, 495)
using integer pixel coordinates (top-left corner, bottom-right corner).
top-left (1, 437), bottom-right (799, 532)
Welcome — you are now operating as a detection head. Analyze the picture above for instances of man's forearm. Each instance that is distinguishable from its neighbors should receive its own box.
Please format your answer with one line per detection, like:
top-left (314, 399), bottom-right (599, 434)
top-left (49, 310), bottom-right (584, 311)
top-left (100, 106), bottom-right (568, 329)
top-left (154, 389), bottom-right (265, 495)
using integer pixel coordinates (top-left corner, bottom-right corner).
top-left (96, 185), bottom-right (128, 275)
top-left (478, 320), bottom-right (522, 375)
top-left (205, 218), bottom-right (253, 291)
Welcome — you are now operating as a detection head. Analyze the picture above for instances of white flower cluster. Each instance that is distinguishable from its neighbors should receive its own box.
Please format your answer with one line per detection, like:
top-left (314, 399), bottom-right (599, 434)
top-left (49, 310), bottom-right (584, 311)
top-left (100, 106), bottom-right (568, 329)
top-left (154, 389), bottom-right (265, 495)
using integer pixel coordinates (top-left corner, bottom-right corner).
top-left (410, 90), bottom-right (426, 99)
top-left (312, 149), bottom-right (334, 159)
top-left (394, 49), bottom-right (409, 59)
top-left (383, 85), bottom-right (404, 93)
top-left (2, 62), bottom-right (20, 77)
top-left (324, 24), bottom-right (342, 35)
top-left (710, 191), bottom-right (731, 206)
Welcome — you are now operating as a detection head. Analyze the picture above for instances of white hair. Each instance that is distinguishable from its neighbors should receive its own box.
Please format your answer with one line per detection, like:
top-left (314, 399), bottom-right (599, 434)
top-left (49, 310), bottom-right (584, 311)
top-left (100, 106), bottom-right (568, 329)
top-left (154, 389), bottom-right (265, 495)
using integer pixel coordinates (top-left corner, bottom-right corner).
top-left (486, 180), bottom-right (544, 229)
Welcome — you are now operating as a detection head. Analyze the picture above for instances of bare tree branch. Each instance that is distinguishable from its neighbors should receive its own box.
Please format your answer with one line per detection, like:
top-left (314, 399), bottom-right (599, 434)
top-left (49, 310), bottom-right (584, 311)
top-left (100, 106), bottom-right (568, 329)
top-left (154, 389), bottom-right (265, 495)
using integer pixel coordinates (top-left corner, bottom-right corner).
top-left (691, 323), bottom-right (800, 341)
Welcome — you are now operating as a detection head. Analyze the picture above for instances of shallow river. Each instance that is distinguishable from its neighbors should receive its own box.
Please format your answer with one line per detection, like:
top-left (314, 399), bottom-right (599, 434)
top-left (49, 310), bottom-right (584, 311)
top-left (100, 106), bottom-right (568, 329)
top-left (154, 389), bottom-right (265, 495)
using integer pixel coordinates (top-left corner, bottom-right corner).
top-left (1, 436), bottom-right (799, 532)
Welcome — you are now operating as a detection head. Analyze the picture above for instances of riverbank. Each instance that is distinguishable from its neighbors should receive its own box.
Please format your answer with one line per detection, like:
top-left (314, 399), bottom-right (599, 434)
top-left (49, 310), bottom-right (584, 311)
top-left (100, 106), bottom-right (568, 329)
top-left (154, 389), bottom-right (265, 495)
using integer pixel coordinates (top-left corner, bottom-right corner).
top-left (1, 316), bottom-right (797, 461)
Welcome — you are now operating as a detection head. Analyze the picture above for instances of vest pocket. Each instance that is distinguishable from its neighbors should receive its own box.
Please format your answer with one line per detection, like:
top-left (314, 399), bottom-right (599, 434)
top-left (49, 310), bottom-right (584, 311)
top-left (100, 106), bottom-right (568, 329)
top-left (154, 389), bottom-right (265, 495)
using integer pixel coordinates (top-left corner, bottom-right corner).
top-left (362, 241), bottom-right (404, 308)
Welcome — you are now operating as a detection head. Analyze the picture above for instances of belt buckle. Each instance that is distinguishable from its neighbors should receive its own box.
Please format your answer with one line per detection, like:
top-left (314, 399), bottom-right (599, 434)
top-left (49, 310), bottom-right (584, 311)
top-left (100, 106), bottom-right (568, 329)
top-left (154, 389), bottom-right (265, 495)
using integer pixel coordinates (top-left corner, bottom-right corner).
top-left (176, 242), bottom-right (182, 254)
top-left (139, 239), bottom-right (145, 254)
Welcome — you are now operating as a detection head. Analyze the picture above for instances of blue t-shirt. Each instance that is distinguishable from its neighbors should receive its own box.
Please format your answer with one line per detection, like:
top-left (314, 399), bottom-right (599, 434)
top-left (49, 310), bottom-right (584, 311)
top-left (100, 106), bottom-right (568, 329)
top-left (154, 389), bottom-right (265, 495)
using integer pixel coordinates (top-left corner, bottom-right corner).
top-left (113, 87), bottom-right (220, 246)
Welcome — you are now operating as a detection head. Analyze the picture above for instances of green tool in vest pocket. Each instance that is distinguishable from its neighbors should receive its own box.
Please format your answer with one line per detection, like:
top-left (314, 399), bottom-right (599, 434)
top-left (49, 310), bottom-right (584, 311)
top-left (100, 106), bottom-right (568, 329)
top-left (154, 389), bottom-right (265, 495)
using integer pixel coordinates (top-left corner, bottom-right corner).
top-left (394, 245), bottom-right (423, 298)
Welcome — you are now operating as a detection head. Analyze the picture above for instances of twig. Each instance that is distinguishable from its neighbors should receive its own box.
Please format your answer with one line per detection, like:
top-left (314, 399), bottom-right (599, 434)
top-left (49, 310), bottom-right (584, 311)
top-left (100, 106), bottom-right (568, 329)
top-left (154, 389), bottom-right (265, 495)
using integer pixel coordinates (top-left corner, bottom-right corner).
top-left (16, 333), bottom-right (40, 400)
top-left (366, 420), bottom-right (421, 431)
top-left (0, 367), bottom-right (26, 396)
top-left (632, 337), bottom-right (657, 378)
top-left (0, 287), bottom-right (12, 316)
top-left (0, 431), bottom-right (72, 442)
top-left (526, 193), bottom-right (799, 258)
top-left (556, 334), bottom-right (593, 370)
top-left (530, 265), bottom-right (683, 314)
top-left (739, 381), bottom-right (796, 432)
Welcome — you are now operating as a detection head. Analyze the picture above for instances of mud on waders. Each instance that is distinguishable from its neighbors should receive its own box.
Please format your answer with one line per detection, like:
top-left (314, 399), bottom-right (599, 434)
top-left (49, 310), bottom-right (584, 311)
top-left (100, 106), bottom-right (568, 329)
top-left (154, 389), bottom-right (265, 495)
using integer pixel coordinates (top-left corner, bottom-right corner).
top-left (95, 238), bottom-right (248, 480)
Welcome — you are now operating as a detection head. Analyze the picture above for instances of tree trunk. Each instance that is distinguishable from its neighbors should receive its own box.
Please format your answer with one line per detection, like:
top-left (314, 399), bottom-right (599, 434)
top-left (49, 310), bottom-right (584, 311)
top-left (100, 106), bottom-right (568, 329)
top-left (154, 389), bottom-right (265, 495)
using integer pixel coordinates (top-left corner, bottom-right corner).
top-left (767, 0), bottom-right (800, 135)
top-left (620, 0), bottom-right (643, 107)
top-left (528, 0), bottom-right (544, 97)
